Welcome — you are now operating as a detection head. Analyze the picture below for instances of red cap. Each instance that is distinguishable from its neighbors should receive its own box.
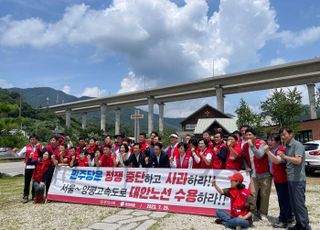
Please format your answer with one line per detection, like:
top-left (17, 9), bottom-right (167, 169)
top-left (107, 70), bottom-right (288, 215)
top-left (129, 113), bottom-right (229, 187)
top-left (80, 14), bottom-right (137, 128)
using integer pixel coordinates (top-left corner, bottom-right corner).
top-left (228, 172), bottom-right (244, 183)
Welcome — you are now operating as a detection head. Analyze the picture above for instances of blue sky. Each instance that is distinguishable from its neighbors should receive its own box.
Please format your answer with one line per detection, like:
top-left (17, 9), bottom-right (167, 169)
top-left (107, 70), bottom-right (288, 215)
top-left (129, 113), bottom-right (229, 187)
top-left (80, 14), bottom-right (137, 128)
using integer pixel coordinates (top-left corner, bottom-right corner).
top-left (0, 0), bottom-right (319, 117)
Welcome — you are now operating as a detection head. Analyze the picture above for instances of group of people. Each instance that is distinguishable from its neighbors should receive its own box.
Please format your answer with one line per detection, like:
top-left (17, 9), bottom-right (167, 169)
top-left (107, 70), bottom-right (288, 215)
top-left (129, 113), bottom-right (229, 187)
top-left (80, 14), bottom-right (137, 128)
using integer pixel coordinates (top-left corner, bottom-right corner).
top-left (18, 126), bottom-right (311, 230)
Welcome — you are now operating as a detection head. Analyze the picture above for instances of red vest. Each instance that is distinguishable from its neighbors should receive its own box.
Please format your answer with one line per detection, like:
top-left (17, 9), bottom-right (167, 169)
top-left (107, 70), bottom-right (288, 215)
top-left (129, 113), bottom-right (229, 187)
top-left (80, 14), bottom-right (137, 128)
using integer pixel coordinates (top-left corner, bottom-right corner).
top-left (212, 142), bottom-right (227, 169)
top-left (272, 145), bottom-right (288, 183)
top-left (100, 154), bottom-right (114, 167)
top-left (199, 148), bottom-right (213, 169)
top-left (140, 141), bottom-right (150, 153)
top-left (45, 144), bottom-right (60, 156)
top-left (76, 145), bottom-right (86, 157)
top-left (226, 143), bottom-right (243, 170)
top-left (168, 144), bottom-right (179, 159)
top-left (208, 140), bottom-right (214, 150)
top-left (229, 187), bottom-right (251, 218)
top-left (78, 158), bottom-right (88, 167)
top-left (25, 144), bottom-right (42, 163)
top-left (176, 153), bottom-right (191, 168)
top-left (32, 158), bottom-right (51, 182)
top-left (243, 140), bottom-right (269, 174)
top-left (189, 147), bottom-right (200, 169)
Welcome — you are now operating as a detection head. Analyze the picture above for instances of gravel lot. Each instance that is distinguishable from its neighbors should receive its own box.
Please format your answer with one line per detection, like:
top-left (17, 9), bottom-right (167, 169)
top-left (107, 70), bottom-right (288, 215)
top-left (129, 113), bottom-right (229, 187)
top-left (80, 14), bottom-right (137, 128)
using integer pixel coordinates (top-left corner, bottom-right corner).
top-left (0, 175), bottom-right (319, 230)
top-left (154, 178), bottom-right (320, 230)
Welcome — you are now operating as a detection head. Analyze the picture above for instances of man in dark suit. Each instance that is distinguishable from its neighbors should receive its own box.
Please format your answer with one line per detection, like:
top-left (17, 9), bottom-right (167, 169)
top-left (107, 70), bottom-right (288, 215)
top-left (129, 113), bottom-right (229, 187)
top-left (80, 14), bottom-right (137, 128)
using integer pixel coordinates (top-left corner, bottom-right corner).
top-left (124, 143), bottom-right (150, 168)
top-left (150, 143), bottom-right (170, 168)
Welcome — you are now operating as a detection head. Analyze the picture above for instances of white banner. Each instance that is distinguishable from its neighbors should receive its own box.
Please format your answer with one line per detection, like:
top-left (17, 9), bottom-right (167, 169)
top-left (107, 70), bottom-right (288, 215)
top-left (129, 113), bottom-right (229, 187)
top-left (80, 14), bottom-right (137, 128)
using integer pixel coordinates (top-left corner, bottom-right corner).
top-left (47, 167), bottom-right (250, 216)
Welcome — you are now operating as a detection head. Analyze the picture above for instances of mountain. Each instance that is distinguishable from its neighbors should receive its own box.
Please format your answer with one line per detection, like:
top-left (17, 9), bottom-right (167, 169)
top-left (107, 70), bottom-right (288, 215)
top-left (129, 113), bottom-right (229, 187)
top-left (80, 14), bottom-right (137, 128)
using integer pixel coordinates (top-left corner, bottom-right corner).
top-left (9, 87), bottom-right (92, 108)
top-left (9, 87), bottom-right (183, 131)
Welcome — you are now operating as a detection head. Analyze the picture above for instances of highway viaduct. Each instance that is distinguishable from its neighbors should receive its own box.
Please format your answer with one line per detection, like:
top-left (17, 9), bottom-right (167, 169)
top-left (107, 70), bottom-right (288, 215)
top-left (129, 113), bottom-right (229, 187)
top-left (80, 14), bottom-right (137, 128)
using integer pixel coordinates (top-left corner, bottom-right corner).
top-left (46, 58), bottom-right (320, 134)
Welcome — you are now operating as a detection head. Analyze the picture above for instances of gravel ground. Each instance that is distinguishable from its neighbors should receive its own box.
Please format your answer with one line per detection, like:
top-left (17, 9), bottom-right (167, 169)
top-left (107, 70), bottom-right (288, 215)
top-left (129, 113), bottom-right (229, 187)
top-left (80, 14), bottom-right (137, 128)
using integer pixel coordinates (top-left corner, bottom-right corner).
top-left (153, 179), bottom-right (320, 230)
top-left (0, 175), bottom-right (319, 230)
top-left (0, 176), bottom-right (119, 230)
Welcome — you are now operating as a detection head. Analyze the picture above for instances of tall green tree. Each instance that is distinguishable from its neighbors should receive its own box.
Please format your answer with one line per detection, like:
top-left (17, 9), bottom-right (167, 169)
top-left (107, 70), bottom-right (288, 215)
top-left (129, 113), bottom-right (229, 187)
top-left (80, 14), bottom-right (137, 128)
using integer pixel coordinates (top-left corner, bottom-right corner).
top-left (260, 88), bottom-right (304, 129)
top-left (235, 99), bottom-right (262, 131)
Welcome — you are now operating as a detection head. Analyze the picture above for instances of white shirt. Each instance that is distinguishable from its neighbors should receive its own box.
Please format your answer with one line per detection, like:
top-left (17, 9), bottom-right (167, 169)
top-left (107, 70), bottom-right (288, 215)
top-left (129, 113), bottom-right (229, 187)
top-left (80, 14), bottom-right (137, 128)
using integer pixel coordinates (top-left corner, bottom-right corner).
top-left (135, 153), bottom-right (142, 168)
top-left (116, 152), bottom-right (131, 167)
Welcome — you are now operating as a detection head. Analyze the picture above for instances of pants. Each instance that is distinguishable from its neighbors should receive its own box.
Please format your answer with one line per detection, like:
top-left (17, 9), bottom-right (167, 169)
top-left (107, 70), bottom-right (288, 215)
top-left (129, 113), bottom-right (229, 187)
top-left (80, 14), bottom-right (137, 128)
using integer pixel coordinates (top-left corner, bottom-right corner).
top-left (252, 176), bottom-right (272, 216)
top-left (23, 168), bottom-right (35, 198)
top-left (288, 181), bottom-right (311, 230)
top-left (33, 181), bottom-right (45, 196)
top-left (45, 166), bottom-right (55, 195)
top-left (216, 209), bottom-right (251, 229)
top-left (275, 182), bottom-right (293, 223)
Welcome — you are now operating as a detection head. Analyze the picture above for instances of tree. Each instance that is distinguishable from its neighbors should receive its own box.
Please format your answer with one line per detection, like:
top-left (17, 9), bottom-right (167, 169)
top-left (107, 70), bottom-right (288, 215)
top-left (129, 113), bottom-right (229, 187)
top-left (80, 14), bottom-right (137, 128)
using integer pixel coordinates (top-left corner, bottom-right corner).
top-left (0, 101), bottom-right (27, 148)
top-left (260, 88), bottom-right (304, 129)
top-left (235, 99), bottom-right (262, 131)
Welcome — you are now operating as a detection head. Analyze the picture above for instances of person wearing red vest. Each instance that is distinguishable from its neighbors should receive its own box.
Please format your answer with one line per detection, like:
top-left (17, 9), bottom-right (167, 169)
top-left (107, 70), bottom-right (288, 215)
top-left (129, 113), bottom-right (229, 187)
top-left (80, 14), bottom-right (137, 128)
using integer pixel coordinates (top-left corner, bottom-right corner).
top-left (226, 133), bottom-right (244, 171)
top-left (212, 172), bottom-right (254, 229)
top-left (76, 137), bottom-right (87, 157)
top-left (195, 139), bottom-right (213, 169)
top-left (97, 144), bottom-right (116, 167)
top-left (68, 147), bottom-right (77, 167)
top-left (139, 132), bottom-right (150, 153)
top-left (27, 150), bottom-right (52, 204)
top-left (212, 132), bottom-right (228, 169)
top-left (90, 149), bottom-right (102, 167)
top-left (243, 127), bottom-right (271, 221)
top-left (167, 133), bottom-right (179, 160)
top-left (113, 134), bottom-right (124, 156)
top-left (101, 135), bottom-right (114, 151)
top-left (240, 125), bottom-right (250, 148)
top-left (45, 136), bottom-right (60, 156)
top-left (189, 138), bottom-right (201, 168)
top-left (57, 144), bottom-right (70, 166)
top-left (74, 152), bottom-right (89, 167)
top-left (17, 134), bottom-right (43, 203)
top-left (85, 138), bottom-right (99, 160)
top-left (202, 131), bottom-right (214, 150)
top-left (265, 134), bottom-right (293, 228)
top-left (44, 136), bottom-right (60, 196)
top-left (170, 142), bottom-right (193, 168)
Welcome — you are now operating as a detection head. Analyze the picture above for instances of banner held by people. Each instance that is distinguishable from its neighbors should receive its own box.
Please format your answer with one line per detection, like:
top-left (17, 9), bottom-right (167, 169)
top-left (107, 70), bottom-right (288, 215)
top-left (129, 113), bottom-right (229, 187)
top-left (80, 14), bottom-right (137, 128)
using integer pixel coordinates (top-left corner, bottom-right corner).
top-left (47, 166), bottom-right (250, 216)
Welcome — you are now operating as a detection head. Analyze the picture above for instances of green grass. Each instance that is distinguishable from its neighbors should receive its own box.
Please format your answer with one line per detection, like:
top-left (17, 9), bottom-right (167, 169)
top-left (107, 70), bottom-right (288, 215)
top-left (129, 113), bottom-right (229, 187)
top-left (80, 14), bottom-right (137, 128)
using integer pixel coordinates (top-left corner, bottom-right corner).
top-left (0, 176), bottom-right (24, 207)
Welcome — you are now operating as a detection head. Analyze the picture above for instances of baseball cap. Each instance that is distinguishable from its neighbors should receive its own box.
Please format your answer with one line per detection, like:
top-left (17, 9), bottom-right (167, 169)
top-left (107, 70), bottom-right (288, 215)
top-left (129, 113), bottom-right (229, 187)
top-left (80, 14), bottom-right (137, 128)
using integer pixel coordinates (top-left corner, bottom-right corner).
top-left (228, 172), bottom-right (244, 183)
top-left (169, 133), bottom-right (179, 138)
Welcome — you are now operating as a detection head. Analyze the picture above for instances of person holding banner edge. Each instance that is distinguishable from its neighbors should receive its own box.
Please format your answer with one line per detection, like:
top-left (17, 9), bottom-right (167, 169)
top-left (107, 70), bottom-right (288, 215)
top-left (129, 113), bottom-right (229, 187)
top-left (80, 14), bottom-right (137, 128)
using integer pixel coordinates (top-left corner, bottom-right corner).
top-left (212, 172), bottom-right (255, 229)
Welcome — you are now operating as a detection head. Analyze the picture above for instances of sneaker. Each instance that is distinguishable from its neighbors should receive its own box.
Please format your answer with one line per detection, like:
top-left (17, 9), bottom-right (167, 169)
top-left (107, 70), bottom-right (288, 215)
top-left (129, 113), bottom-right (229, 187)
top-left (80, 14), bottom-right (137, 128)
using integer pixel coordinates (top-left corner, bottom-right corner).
top-left (215, 218), bottom-right (224, 225)
top-left (22, 196), bottom-right (29, 203)
top-left (253, 214), bottom-right (261, 222)
top-left (287, 217), bottom-right (295, 224)
top-left (273, 222), bottom-right (287, 228)
top-left (260, 214), bottom-right (268, 222)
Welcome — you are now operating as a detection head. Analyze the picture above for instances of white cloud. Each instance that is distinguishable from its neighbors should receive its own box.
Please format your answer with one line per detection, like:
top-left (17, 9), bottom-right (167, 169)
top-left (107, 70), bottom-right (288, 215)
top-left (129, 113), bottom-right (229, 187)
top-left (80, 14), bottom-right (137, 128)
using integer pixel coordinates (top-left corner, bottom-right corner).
top-left (269, 58), bottom-right (287, 66)
top-left (0, 0), bottom-right (278, 85)
top-left (279, 26), bottom-right (320, 48)
top-left (81, 87), bottom-right (106, 97)
top-left (118, 72), bottom-right (157, 94)
top-left (0, 79), bottom-right (13, 88)
top-left (62, 85), bottom-right (71, 94)
top-left (0, 0), bottom-right (284, 117)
